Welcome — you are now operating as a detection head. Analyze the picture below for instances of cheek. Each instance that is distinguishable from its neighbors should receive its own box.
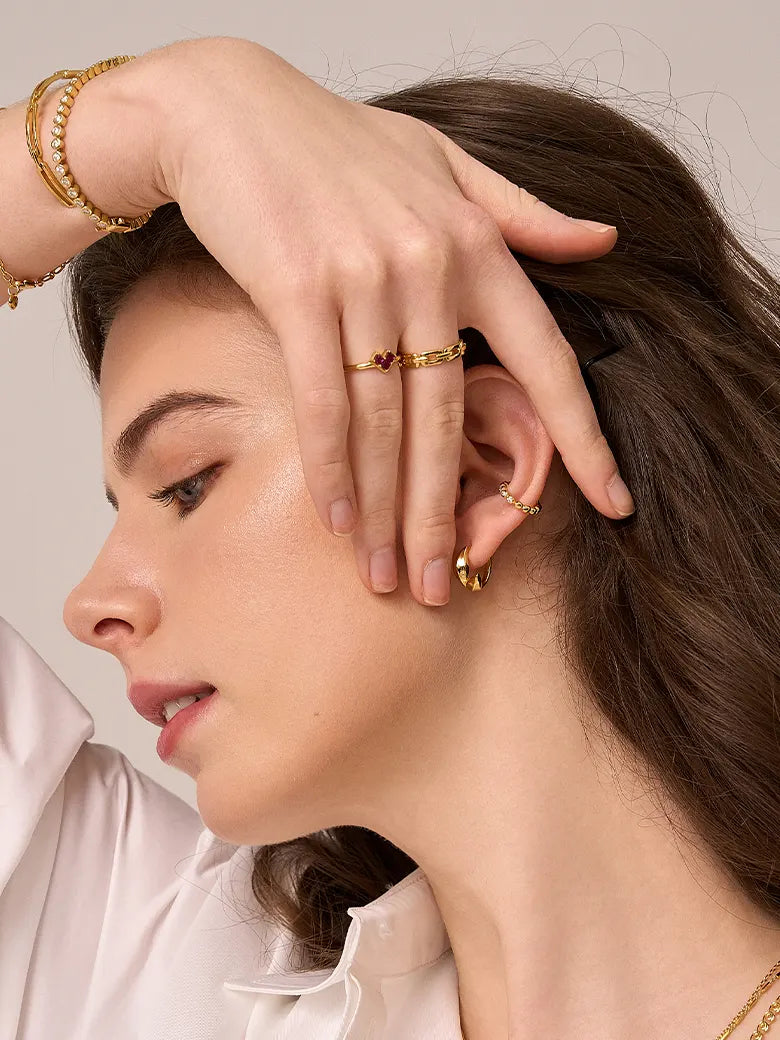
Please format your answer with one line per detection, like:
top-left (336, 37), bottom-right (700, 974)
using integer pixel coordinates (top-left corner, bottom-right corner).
top-left (184, 461), bottom-right (420, 845)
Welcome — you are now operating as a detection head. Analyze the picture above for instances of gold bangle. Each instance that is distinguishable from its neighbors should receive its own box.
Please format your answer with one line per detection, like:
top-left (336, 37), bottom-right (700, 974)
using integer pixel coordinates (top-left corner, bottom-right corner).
top-left (0, 55), bottom-right (155, 310)
top-left (26, 56), bottom-right (154, 233)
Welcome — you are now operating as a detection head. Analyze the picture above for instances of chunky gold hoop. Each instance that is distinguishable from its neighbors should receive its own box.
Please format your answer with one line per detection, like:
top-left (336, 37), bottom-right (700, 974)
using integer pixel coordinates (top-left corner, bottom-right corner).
top-left (453, 482), bottom-right (544, 592)
top-left (454, 545), bottom-right (492, 592)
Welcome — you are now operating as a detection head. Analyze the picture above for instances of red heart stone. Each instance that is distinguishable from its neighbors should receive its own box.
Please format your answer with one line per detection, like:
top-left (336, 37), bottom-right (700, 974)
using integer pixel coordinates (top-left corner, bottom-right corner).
top-left (373, 351), bottom-right (395, 370)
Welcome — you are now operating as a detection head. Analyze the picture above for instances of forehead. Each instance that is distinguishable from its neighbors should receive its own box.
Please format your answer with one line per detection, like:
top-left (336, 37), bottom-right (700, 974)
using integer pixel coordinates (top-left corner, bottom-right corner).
top-left (99, 276), bottom-right (282, 420)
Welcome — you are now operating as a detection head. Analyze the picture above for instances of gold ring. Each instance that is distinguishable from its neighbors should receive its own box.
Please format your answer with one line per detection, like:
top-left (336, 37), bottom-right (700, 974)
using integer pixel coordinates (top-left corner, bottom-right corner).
top-left (343, 338), bottom-right (467, 373)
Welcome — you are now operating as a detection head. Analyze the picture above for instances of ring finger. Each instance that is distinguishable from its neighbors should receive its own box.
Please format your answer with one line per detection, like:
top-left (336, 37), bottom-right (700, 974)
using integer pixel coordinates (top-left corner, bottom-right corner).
top-left (399, 310), bottom-right (465, 608)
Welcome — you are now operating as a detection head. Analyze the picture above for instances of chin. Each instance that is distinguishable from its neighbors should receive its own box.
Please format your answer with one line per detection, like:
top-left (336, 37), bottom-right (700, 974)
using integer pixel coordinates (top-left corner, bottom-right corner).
top-left (194, 771), bottom-right (304, 848)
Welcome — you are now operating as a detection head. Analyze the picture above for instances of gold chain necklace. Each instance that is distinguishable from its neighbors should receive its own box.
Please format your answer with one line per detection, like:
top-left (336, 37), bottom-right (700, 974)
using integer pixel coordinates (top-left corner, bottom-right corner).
top-left (715, 957), bottom-right (780, 1039)
top-left (458, 958), bottom-right (780, 1040)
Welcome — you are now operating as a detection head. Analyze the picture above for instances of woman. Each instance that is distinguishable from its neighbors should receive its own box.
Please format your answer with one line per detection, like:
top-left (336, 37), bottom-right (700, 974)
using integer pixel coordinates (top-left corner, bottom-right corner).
top-left (1, 35), bottom-right (778, 1040)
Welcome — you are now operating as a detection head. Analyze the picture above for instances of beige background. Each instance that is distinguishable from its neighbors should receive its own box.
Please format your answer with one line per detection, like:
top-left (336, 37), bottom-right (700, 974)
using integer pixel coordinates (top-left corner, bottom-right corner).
top-left (1, 3), bottom-right (777, 810)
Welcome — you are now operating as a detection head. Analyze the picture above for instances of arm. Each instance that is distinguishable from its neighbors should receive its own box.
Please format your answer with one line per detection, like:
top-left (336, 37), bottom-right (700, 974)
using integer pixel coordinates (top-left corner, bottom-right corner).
top-left (0, 50), bottom-right (173, 308)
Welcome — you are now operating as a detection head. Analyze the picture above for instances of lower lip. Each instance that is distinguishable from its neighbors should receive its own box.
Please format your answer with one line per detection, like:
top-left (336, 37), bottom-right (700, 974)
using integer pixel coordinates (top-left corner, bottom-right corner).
top-left (156, 690), bottom-right (219, 762)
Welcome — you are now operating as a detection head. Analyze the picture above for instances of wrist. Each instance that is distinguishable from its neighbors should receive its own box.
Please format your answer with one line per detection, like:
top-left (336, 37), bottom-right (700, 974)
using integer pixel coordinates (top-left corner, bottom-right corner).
top-left (147, 36), bottom-right (287, 204)
top-left (51, 49), bottom-right (176, 220)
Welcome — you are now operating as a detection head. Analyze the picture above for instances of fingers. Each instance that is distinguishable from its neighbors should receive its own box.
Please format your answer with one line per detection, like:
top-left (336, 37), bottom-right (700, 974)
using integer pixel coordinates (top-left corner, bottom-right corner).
top-left (339, 239), bottom-right (464, 607)
top-left (340, 291), bottom-right (404, 596)
top-left (420, 122), bottom-right (618, 262)
top-left (340, 288), bottom-right (463, 608)
top-left (262, 278), bottom-right (465, 609)
top-left (268, 294), bottom-right (359, 538)
top-left (461, 236), bottom-right (635, 519)
top-left (399, 322), bottom-right (464, 607)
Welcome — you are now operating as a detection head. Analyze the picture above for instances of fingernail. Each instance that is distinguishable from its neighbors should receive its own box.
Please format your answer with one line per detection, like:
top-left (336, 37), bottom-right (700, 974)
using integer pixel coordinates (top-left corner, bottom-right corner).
top-left (369, 547), bottom-right (397, 593)
top-left (330, 498), bottom-right (356, 536)
top-left (423, 557), bottom-right (450, 606)
top-left (569, 218), bottom-right (617, 233)
top-left (606, 473), bottom-right (635, 516)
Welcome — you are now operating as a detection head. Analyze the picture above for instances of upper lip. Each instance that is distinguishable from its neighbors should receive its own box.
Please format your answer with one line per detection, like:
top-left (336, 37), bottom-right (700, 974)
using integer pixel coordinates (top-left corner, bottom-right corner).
top-left (128, 680), bottom-right (216, 728)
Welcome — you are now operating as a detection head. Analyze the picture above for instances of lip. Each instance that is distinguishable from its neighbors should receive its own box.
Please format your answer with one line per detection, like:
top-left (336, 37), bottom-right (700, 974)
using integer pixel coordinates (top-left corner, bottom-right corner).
top-left (156, 691), bottom-right (219, 763)
top-left (128, 680), bottom-right (216, 728)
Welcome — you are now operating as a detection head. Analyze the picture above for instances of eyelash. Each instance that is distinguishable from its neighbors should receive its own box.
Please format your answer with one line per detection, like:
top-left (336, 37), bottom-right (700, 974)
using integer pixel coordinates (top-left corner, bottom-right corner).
top-left (149, 464), bottom-right (222, 519)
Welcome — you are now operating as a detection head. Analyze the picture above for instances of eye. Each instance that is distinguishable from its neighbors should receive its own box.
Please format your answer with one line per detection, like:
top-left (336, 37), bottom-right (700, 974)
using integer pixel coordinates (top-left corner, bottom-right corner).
top-left (150, 464), bottom-right (222, 519)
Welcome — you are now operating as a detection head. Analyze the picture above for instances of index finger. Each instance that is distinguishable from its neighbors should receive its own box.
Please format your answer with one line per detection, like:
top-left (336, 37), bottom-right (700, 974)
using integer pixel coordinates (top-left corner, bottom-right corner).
top-left (464, 246), bottom-right (636, 519)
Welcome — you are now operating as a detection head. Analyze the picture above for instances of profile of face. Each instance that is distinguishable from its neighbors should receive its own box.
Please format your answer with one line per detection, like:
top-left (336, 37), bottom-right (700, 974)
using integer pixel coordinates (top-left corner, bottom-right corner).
top-left (63, 272), bottom-right (560, 848)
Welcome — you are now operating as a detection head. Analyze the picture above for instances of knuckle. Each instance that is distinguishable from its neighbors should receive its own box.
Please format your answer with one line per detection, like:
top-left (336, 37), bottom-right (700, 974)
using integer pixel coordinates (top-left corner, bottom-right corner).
top-left (426, 396), bottom-right (465, 436)
top-left (539, 323), bottom-right (578, 372)
top-left (310, 455), bottom-right (349, 484)
top-left (352, 403), bottom-right (403, 446)
top-left (300, 384), bottom-right (351, 424)
top-left (516, 184), bottom-right (540, 207)
top-left (338, 247), bottom-right (389, 291)
top-left (265, 265), bottom-right (323, 307)
top-left (396, 223), bottom-right (453, 275)
top-left (580, 421), bottom-right (610, 457)
top-left (458, 203), bottom-right (503, 253)
top-left (416, 508), bottom-right (456, 540)
top-left (360, 503), bottom-right (397, 533)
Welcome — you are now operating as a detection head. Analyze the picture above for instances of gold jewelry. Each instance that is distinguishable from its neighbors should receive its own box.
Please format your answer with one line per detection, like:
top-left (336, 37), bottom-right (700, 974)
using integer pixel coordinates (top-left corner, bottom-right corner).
top-left (343, 337), bottom-right (467, 372)
top-left (454, 545), bottom-right (492, 591)
top-left (0, 105), bottom-right (68, 309)
top-left (0, 250), bottom-right (67, 309)
top-left (26, 56), bottom-right (153, 233)
top-left (0, 57), bottom-right (155, 311)
top-left (498, 481), bottom-right (542, 515)
top-left (454, 481), bottom-right (543, 591)
top-left (715, 956), bottom-right (780, 1039)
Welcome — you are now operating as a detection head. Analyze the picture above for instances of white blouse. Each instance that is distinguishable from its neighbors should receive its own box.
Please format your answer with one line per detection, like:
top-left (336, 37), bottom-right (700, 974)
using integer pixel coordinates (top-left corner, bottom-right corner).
top-left (0, 615), bottom-right (462, 1039)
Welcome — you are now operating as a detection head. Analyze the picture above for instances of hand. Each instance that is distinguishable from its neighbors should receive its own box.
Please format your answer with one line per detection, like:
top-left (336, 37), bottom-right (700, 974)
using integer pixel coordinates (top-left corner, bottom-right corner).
top-left (139, 36), bottom-right (633, 607)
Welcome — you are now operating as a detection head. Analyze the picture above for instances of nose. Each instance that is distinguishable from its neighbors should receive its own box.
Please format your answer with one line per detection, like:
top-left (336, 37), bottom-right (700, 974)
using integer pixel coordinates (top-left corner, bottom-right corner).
top-left (63, 573), bottom-right (161, 656)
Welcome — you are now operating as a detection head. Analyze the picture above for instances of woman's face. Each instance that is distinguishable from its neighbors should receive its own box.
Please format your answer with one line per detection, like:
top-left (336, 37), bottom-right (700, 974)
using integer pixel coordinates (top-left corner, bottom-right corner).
top-left (62, 275), bottom-right (468, 846)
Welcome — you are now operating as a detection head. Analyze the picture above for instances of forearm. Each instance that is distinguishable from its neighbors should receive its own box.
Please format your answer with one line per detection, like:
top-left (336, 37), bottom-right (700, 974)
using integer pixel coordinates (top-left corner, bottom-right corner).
top-left (0, 48), bottom-right (174, 308)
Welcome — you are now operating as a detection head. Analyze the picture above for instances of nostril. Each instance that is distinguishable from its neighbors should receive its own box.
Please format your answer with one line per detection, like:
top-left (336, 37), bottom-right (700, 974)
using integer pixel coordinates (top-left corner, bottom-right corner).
top-left (93, 617), bottom-right (133, 639)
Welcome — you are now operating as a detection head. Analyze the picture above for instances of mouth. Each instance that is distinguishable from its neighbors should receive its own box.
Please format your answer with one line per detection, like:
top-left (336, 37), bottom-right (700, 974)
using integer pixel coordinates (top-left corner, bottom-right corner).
top-left (161, 688), bottom-right (216, 725)
top-left (128, 681), bottom-right (217, 728)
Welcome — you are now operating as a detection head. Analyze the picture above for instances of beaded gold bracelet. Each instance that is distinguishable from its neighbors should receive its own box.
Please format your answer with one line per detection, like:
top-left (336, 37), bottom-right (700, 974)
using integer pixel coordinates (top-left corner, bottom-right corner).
top-left (1, 55), bottom-right (156, 310)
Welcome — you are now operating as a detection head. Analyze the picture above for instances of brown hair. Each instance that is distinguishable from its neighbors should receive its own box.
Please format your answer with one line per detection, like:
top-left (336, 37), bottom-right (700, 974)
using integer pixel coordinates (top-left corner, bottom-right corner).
top-left (64, 71), bottom-right (780, 971)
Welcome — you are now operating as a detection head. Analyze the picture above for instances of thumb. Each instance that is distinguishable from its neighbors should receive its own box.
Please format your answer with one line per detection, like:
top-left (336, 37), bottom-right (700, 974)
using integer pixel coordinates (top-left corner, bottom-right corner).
top-left (423, 122), bottom-right (618, 262)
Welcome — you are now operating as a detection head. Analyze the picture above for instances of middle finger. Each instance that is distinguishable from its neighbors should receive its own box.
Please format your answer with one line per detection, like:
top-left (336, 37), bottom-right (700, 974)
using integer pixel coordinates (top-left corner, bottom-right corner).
top-left (341, 292), bottom-right (404, 596)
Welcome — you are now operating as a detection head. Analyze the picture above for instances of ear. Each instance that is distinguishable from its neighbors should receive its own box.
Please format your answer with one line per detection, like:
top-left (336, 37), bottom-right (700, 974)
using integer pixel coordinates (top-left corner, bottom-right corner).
top-left (455, 364), bottom-right (556, 571)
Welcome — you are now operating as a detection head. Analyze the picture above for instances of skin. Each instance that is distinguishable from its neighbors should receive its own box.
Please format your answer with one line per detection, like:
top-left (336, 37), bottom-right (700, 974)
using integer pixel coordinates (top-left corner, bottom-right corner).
top-left (63, 275), bottom-right (780, 1040)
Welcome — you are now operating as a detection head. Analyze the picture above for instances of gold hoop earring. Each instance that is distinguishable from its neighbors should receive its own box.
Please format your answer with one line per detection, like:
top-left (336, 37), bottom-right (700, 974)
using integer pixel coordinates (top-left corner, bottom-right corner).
top-left (454, 545), bottom-right (493, 591)
top-left (454, 482), bottom-right (543, 592)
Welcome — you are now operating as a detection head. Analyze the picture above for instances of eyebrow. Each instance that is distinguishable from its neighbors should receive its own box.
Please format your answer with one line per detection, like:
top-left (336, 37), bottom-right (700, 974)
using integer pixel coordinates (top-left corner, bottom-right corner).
top-left (104, 390), bottom-right (242, 509)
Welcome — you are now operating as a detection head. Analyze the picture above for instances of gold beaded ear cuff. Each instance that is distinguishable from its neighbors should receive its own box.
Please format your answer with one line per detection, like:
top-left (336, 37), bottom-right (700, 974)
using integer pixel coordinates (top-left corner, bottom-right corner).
top-left (497, 481), bottom-right (542, 515)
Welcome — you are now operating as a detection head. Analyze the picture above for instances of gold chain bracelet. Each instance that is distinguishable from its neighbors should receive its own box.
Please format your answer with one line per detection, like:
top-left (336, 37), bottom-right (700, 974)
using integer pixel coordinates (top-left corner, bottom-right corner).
top-left (0, 246), bottom-right (67, 310)
top-left (0, 106), bottom-right (64, 309)
top-left (1, 55), bottom-right (155, 310)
